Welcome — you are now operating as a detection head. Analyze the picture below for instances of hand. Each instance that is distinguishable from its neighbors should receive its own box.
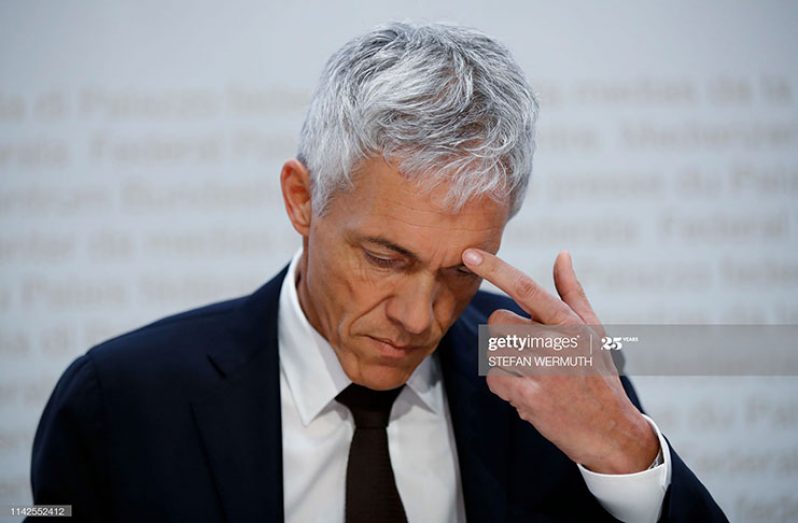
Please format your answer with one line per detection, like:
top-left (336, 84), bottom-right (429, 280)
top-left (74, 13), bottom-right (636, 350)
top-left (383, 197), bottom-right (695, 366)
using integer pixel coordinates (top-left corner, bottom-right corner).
top-left (462, 248), bottom-right (659, 474)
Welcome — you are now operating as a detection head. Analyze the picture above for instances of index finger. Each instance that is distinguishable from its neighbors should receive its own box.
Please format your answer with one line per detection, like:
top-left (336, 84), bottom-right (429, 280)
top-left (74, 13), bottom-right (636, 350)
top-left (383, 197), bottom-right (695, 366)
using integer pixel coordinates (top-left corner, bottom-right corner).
top-left (462, 248), bottom-right (578, 325)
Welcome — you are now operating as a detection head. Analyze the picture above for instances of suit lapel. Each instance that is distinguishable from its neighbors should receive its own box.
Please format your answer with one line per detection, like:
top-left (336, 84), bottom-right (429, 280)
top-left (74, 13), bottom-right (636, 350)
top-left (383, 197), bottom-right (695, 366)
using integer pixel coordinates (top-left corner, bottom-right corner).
top-left (191, 267), bottom-right (288, 522)
top-left (189, 268), bottom-right (517, 523)
top-left (439, 311), bottom-right (513, 523)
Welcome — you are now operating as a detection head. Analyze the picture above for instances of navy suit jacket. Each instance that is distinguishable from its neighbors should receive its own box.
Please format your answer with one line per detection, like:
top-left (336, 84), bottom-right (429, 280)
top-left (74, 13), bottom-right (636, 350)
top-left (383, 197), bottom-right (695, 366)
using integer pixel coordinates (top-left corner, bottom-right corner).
top-left (29, 266), bottom-right (727, 522)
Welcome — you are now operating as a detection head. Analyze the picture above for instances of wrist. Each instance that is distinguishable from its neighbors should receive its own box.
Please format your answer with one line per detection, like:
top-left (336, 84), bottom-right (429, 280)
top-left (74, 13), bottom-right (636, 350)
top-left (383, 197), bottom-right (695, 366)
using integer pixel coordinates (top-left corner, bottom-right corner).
top-left (582, 411), bottom-right (660, 474)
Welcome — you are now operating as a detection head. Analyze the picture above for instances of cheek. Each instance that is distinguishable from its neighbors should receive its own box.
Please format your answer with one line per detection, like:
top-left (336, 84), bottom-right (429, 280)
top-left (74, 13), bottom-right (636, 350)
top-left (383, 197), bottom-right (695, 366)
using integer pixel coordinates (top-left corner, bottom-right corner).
top-left (437, 279), bottom-right (482, 325)
top-left (315, 251), bottom-right (393, 338)
top-left (304, 237), bottom-right (361, 336)
top-left (343, 280), bottom-right (394, 334)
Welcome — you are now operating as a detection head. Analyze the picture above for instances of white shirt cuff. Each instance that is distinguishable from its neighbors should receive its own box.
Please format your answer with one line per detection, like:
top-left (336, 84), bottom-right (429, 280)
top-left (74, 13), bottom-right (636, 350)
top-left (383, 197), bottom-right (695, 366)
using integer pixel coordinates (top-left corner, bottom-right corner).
top-left (577, 414), bottom-right (672, 523)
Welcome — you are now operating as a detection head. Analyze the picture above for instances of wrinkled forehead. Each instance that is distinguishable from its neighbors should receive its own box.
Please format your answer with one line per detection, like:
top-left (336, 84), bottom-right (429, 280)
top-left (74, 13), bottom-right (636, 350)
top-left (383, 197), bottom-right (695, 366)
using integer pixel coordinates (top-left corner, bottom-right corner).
top-left (321, 157), bottom-right (509, 265)
top-left (328, 156), bottom-right (512, 216)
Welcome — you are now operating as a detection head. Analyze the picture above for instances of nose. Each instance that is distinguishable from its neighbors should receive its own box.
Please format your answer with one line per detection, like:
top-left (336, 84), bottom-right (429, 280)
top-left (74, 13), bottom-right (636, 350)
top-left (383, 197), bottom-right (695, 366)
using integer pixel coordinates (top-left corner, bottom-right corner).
top-left (385, 273), bottom-right (437, 336)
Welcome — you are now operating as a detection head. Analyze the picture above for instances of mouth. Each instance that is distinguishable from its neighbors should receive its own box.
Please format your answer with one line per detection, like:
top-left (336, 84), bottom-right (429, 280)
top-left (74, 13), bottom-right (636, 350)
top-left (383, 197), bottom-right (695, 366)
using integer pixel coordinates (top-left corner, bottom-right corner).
top-left (368, 336), bottom-right (422, 360)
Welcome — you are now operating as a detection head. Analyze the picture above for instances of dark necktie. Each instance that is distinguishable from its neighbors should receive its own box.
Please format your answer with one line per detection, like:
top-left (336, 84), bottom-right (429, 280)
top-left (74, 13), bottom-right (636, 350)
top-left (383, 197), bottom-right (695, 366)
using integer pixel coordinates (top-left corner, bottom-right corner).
top-left (335, 383), bottom-right (408, 523)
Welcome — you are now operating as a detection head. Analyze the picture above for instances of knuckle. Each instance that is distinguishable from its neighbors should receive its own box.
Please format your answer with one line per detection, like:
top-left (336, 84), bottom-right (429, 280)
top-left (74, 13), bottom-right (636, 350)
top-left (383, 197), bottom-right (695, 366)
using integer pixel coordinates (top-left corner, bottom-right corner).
top-left (551, 310), bottom-right (577, 325)
top-left (486, 373), bottom-right (504, 391)
top-left (518, 409), bottom-right (535, 424)
top-left (514, 276), bottom-right (539, 301)
top-left (488, 309), bottom-right (523, 325)
top-left (488, 309), bottom-right (507, 324)
top-left (517, 380), bottom-right (539, 406)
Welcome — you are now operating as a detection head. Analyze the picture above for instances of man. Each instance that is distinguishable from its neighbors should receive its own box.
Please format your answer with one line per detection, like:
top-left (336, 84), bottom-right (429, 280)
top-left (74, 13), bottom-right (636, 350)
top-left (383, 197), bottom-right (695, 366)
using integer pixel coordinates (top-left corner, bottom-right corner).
top-left (29, 22), bottom-right (727, 522)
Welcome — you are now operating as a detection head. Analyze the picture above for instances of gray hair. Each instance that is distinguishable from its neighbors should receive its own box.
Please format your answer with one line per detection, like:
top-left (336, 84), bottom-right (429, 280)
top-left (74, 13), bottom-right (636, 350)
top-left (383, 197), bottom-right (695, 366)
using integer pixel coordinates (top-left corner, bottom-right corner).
top-left (297, 22), bottom-right (539, 217)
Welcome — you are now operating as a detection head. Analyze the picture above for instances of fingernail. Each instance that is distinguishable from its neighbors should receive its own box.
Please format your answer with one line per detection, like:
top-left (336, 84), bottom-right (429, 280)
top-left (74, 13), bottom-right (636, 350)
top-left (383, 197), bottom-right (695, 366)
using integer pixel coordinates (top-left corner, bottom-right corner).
top-left (463, 249), bottom-right (483, 266)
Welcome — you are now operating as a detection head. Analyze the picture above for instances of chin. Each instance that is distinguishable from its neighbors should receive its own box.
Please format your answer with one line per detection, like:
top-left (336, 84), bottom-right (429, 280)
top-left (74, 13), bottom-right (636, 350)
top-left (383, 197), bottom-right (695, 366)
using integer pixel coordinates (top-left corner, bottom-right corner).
top-left (352, 365), bottom-right (414, 391)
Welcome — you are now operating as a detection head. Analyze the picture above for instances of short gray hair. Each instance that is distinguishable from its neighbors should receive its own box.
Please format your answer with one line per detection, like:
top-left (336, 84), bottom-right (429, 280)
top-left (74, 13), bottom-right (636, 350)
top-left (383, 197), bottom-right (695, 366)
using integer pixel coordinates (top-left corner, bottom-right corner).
top-left (297, 22), bottom-right (539, 217)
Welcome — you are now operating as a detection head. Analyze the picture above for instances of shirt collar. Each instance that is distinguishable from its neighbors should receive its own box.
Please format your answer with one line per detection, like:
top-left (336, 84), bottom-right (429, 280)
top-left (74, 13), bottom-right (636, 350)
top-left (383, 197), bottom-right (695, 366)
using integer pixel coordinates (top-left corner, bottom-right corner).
top-left (277, 248), bottom-right (443, 426)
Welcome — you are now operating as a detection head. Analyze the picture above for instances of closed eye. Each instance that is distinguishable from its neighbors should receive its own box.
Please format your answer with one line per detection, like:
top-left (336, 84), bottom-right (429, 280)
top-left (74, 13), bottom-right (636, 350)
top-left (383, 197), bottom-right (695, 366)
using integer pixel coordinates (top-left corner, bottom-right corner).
top-left (453, 265), bottom-right (478, 278)
top-left (363, 250), bottom-right (401, 269)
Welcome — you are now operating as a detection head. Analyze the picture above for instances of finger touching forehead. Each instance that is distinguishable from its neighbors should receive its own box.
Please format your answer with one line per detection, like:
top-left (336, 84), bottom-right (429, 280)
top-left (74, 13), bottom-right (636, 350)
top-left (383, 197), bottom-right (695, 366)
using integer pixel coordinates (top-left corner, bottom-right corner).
top-left (321, 157), bottom-right (510, 271)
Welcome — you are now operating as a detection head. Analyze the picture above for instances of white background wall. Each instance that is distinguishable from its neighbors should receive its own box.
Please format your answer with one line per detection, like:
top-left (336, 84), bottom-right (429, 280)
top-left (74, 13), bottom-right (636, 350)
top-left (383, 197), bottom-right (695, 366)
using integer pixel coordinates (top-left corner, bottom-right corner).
top-left (1, 1), bottom-right (796, 520)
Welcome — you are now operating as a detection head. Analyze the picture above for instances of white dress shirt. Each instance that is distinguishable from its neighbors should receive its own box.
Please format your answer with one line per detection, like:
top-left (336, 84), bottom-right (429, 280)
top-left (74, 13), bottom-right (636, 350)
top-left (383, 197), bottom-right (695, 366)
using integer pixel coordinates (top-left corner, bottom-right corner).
top-left (278, 249), bottom-right (671, 523)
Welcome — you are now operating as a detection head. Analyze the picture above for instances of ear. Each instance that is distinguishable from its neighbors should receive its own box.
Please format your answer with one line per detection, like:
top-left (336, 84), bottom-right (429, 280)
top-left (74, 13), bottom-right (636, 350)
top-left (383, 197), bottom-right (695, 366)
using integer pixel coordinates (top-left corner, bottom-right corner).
top-left (280, 159), bottom-right (313, 237)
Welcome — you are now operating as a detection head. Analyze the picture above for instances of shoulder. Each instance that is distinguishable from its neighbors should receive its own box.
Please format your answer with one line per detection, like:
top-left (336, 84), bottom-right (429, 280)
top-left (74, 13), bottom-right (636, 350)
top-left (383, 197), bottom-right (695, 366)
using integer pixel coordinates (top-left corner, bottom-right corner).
top-left (89, 296), bottom-right (245, 368)
top-left (76, 296), bottom-right (249, 404)
top-left (78, 266), bottom-right (286, 403)
top-left (85, 266), bottom-right (287, 383)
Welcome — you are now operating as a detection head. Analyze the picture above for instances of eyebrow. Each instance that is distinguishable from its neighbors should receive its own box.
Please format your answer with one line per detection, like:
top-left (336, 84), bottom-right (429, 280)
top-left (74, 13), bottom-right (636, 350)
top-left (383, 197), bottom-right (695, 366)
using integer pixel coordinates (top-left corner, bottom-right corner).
top-left (361, 236), bottom-right (420, 261)
top-left (360, 235), bottom-right (471, 271)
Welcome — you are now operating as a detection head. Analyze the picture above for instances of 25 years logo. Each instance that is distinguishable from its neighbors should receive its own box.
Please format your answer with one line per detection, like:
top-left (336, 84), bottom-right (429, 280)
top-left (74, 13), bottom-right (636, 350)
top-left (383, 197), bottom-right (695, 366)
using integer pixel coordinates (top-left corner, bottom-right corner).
top-left (600, 335), bottom-right (639, 351)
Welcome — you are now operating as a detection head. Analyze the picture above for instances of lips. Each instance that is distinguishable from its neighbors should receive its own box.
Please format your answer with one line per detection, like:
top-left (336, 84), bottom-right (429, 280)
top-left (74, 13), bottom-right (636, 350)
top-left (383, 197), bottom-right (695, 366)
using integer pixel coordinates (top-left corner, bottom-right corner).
top-left (368, 336), bottom-right (422, 359)
top-left (374, 337), bottom-right (412, 350)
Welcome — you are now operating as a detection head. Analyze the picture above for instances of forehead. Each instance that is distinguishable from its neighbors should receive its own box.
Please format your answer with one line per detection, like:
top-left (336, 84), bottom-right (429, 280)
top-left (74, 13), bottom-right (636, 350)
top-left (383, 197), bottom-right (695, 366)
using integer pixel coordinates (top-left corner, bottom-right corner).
top-left (323, 157), bottom-right (509, 260)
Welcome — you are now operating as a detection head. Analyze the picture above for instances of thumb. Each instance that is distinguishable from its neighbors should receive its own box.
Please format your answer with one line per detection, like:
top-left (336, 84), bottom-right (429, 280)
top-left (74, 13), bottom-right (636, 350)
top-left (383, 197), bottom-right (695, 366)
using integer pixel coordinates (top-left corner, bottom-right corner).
top-left (553, 251), bottom-right (602, 330)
